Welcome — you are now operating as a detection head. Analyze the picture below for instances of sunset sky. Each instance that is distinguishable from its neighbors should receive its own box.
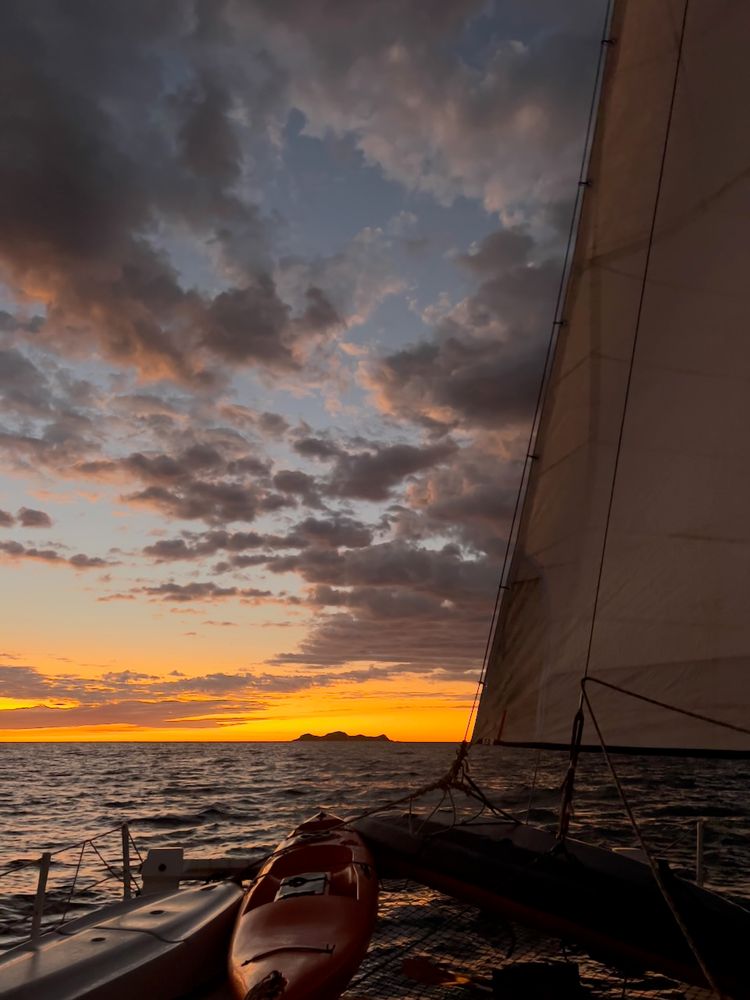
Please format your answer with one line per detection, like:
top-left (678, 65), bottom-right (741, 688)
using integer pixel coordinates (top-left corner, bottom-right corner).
top-left (0, 0), bottom-right (603, 741)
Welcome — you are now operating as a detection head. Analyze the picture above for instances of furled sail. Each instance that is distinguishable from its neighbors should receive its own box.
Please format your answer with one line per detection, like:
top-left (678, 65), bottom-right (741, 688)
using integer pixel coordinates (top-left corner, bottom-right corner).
top-left (474, 0), bottom-right (750, 754)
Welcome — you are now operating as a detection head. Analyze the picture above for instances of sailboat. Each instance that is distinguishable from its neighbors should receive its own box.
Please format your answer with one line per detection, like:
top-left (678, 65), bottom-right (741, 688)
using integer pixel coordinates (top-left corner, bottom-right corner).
top-left (2, 0), bottom-right (750, 996)
top-left (357, 0), bottom-right (750, 996)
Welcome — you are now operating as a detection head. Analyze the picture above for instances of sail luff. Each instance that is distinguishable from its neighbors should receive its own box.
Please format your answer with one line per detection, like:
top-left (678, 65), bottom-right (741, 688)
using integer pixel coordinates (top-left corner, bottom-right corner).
top-left (474, 0), bottom-right (750, 755)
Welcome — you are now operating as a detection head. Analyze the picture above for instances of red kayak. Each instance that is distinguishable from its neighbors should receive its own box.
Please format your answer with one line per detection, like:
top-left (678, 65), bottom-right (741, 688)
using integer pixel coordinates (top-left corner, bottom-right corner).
top-left (228, 811), bottom-right (378, 1000)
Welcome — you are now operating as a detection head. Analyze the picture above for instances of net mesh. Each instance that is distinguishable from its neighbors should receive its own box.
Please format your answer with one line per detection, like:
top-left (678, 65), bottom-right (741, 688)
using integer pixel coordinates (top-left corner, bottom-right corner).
top-left (343, 880), bottom-right (713, 999)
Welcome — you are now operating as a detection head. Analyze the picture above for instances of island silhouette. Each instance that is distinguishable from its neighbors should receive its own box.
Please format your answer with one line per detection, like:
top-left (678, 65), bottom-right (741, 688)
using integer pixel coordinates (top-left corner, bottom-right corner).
top-left (294, 730), bottom-right (391, 742)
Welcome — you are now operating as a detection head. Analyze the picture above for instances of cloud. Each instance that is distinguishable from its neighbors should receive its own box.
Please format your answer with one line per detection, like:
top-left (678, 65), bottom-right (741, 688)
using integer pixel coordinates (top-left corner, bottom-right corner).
top-left (138, 581), bottom-right (272, 602)
top-left (0, 1), bottom-right (600, 714)
top-left (250, 0), bottom-right (602, 218)
top-left (203, 277), bottom-right (297, 367)
top-left (0, 1), bottom-right (345, 385)
top-left (263, 537), bottom-right (499, 675)
top-left (0, 540), bottom-right (110, 569)
top-left (291, 516), bottom-right (372, 549)
top-left (74, 441), bottom-right (275, 525)
top-left (269, 539), bottom-right (495, 603)
top-left (17, 507), bottom-right (53, 528)
top-left (277, 227), bottom-right (404, 331)
top-left (362, 227), bottom-right (558, 432)
top-left (0, 349), bottom-right (54, 417)
top-left (326, 441), bottom-right (457, 501)
top-left (143, 515), bottom-right (374, 564)
top-left (272, 469), bottom-right (321, 506)
top-left (0, 660), bottom-right (415, 731)
top-left (272, 610), bottom-right (489, 676)
top-left (292, 435), bottom-right (341, 461)
top-left (125, 481), bottom-right (262, 523)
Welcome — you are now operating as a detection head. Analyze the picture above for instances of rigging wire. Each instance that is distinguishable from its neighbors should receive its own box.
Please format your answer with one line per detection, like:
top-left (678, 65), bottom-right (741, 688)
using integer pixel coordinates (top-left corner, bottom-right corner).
top-left (462, 0), bottom-right (617, 745)
top-left (581, 684), bottom-right (723, 998)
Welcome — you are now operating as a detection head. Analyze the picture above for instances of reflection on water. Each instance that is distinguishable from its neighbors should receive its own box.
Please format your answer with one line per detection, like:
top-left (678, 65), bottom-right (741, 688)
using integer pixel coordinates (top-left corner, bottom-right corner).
top-left (1, 742), bottom-right (748, 947)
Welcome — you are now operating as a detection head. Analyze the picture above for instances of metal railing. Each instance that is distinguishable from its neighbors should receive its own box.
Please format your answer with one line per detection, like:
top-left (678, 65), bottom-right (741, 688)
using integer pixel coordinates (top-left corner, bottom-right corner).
top-left (0, 822), bottom-right (142, 944)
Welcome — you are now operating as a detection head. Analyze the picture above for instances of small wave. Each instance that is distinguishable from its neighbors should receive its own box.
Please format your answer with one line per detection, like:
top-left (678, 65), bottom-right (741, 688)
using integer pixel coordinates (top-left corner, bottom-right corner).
top-left (135, 813), bottom-right (204, 828)
top-left (653, 804), bottom-right (747, 819)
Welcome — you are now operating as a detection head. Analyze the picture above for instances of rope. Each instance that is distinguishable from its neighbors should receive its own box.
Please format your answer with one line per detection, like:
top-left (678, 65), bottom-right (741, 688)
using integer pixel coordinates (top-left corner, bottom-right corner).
top-left (0, 825), bottom-right (126, 879)
top-left (463, 0), bottom-right (617, 745)
top-left (581, 684), bottom-right (724, 998)
top-left (59, 840), bottom-right (86, 926)
top-left (342, 741), bottom-right (522, 830)
top-left (128, 829), bottom-right (145, 866)
top-left (88, 840), bottom-right (126, 885)
top-left (584, 676), bottom-right (750, 738)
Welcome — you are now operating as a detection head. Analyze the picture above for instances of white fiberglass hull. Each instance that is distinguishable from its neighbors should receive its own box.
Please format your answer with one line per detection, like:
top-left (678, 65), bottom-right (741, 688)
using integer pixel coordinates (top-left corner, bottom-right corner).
top-left (0, 880), bottom-right (242, 1000)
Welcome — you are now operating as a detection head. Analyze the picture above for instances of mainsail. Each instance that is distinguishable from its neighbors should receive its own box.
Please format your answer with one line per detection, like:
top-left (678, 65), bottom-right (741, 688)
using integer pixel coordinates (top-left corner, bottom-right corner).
top-left (474, 0), bottom-right (750, 754)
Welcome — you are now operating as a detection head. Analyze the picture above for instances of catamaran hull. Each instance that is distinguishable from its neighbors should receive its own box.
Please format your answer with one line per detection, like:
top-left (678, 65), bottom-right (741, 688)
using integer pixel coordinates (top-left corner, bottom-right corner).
top-left (0, 880), bottom-right (243, 1000)
top-left (355, 815), bottom-right (750, 999)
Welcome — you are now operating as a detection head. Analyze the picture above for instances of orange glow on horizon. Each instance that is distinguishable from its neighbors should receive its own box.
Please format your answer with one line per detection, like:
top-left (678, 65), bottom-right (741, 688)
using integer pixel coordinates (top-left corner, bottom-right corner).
top-left (0, 689), bottom-right (474, 743)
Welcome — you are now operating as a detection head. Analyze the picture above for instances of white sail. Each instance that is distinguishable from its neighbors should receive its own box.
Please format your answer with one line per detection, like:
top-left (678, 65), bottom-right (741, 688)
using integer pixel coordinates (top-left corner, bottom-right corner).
top-left (474, 0), bottom-right (750, 753)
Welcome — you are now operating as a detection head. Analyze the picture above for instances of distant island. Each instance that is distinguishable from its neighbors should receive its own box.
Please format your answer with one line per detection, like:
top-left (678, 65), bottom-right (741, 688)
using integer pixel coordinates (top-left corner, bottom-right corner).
top-left (294, 730), bottom-right (392, 742)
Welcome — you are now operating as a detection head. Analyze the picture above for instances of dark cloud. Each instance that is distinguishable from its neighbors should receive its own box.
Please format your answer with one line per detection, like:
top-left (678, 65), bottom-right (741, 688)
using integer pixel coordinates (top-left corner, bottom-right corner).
top-left (270, 539), bottom-right (495, 602)
top-left (262, 536), bottom-right (500, 675)
top-left (0, 510), bottom-right (15, 527)
top-left (254, 0), bottom-right (602, 215)
top-left (143, 515), bottom-right (373, 564)
top-left (326, 441), bottom-right (457, 501)
top-left (68, 553), bottom-right (110, 568)
top-left (291, 516), bottom-right (372, 549)
top-left (0, 540), bottom-right (110, 569)
top-left (139, 581), bottom-right (271, 602)
top-left (0, 1), bottom-right (344, 385)
top-left (176, 72), bottom-right (241, 186)
top-left (0, 349), bottom-right (54, 416)
top-left (366, 227), bottom-right (558, 431)
top-left (293, 436), bottom-right (341, 461)
top-left (0, 541), bottom-right (59, 562)
top-left (125, 481), bottom-right (261, 523)
top-left (272, 610), bottom-right (488, 676)
top-left (258, 412), bottom-right (290, 437)
top-left (202, 277), bottom-right (295, 366)
top-left (393, 455), bottom-right (519, 558)
top-left (272, 469), bottom-right (321, 506)
top-left (0, 423), bottom-right (97, 475)
top-left (17, 507), bottom-right (53, 528)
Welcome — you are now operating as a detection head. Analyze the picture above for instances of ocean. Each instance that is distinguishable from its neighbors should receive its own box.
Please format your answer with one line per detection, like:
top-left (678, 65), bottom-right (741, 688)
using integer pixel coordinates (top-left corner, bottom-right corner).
top-left (2, 742), bottom-right (748, 938)
top-left (1, 741), bottom-right (748, 995)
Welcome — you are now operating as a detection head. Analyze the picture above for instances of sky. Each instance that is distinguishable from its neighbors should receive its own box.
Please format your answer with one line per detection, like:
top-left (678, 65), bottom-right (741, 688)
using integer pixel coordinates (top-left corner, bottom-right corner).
top-left (0, 0), bottom-right (605, 742)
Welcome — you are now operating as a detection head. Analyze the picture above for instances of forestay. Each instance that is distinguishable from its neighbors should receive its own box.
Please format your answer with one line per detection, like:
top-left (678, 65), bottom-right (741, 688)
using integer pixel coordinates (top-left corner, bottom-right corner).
top-left (474, 0), bottom-right (750, 754)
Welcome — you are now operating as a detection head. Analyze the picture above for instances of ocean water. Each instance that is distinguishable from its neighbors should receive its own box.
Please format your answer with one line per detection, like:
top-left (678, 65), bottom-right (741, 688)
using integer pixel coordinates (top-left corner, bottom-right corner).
top-left (1, 741), bottom-right (748, 953)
